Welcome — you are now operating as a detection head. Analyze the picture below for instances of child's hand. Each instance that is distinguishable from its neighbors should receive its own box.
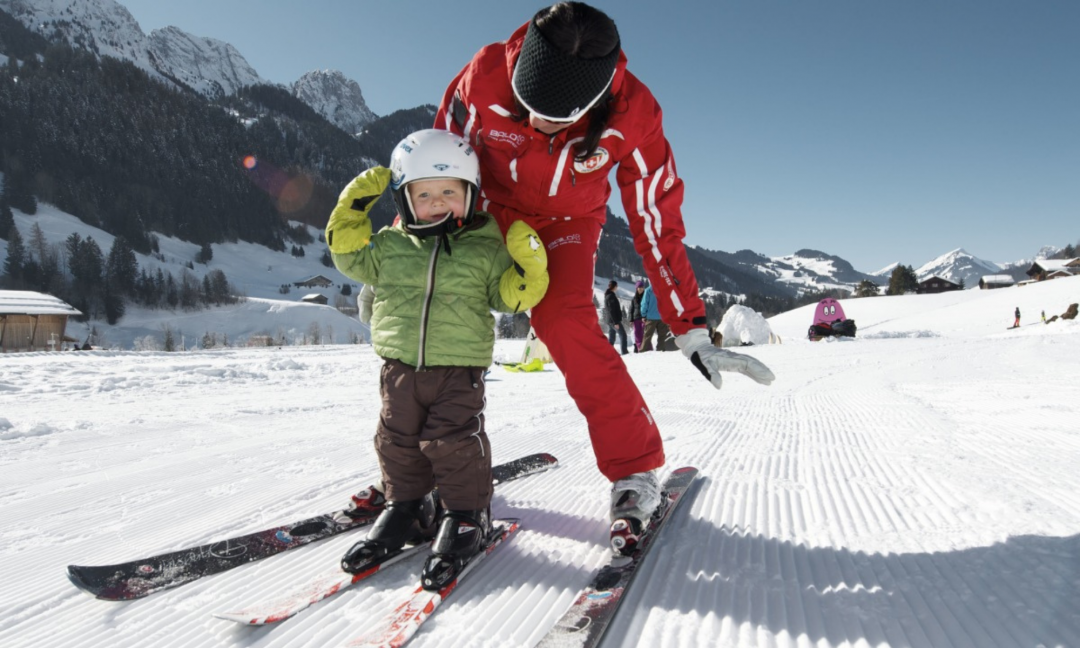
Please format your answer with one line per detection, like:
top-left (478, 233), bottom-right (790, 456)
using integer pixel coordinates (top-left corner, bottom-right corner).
top-left (499, 221), bottom-right (549, 312)
top-left (326, 167), bottom-right (391, 254)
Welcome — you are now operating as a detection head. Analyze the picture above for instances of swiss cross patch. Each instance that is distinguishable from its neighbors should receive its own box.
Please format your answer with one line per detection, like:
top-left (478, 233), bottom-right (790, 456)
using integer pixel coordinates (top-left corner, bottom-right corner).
top-left (573, 147), bottom-right (610, 174)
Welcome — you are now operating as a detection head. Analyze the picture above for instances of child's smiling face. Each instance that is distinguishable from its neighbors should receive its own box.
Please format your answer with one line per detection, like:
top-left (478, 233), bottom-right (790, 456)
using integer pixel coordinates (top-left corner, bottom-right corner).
top-left (407, 178), bottom-right (467, 223)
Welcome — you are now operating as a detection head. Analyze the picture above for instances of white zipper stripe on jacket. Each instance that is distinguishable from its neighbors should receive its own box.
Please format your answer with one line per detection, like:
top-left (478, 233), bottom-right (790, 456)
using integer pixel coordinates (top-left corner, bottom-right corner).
top-left (417, 239), bottom-right (441, 369)
top-left (632, 148), bottom-right (663, 262)
top-left (549, 137), bottom-right (584, 196)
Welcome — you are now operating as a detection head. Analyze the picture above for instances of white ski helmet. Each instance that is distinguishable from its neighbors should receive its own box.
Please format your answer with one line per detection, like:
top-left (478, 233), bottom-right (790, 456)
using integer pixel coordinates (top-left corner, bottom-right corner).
top-left (389, 129), bottom-right (480, 237)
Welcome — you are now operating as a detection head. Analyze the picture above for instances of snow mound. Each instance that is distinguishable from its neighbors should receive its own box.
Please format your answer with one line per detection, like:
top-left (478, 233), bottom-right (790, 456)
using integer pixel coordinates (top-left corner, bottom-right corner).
top-left (717, 304), bottom-right (776, 346)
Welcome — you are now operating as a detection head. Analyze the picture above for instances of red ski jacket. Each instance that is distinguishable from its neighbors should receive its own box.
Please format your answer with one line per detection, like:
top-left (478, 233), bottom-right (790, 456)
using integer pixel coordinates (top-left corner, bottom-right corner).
top-left (435, 22), bottom-right (707, 335)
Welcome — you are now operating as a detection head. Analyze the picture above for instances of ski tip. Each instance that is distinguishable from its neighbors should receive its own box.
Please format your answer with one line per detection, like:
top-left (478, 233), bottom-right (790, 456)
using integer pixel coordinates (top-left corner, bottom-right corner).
top-left (66, 566), bottom-right (105, 599)
top-left (538, 452), bottom-right (559, 465)
top-left (213, 611), bottom-right (264, 625)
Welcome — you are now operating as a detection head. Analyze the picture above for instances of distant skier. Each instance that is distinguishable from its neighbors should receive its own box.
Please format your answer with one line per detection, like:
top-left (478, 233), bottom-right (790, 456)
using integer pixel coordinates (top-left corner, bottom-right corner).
top-left (1041, 310), bottom-right (1046, 323)
top-left (324, 129), bottom-right (549, 591)
top-left (1013, 307), bottom-right (1021, 328)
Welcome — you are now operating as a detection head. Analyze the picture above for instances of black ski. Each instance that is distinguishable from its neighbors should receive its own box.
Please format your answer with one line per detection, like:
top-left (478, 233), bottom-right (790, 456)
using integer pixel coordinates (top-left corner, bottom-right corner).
top-left (67, 453), bottom-right (557, 601)
top-left (537, 466), bottom-right (699, 648)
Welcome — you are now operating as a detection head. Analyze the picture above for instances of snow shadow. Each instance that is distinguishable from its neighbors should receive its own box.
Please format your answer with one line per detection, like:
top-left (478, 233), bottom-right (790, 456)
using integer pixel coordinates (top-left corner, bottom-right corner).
top-left (618, 516), bottom-right (1080, 647)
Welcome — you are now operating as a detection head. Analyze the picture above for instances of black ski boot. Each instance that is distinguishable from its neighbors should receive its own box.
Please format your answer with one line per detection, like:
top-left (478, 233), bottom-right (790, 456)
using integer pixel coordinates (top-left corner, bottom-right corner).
top-left (420, 508), bottom-right (491, 592)
top-left (341, 493), bottom-right (437, 573)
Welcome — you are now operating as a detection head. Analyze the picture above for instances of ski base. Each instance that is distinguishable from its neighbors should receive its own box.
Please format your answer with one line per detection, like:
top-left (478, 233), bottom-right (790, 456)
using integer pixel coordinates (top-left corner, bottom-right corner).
top-left (68, 452), bottom-right (556, 601)
top-left (537, 466), bottom-right (699, 648)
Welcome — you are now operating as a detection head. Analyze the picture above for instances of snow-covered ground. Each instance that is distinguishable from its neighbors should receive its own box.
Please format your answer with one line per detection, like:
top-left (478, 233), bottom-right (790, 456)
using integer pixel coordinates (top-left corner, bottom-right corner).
top-left (2, 277), bottom-right (1079, 648)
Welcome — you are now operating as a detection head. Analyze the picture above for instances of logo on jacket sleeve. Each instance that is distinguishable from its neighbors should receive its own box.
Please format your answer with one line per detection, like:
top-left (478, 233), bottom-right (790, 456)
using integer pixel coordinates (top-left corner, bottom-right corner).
top-left (573, 147), bottom-right (610, 174)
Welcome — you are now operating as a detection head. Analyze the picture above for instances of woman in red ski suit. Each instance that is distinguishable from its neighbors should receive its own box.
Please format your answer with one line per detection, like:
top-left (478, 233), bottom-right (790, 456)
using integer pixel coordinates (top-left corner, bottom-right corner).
top-left (435, 2), bottom-right (774, 486)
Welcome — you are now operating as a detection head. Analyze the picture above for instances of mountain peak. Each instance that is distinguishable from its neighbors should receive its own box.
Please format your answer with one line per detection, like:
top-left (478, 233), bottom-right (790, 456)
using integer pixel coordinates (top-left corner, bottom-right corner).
top-left (292, 69), bottom-right (378, 135)
top-left (915, 248), bottom-right (1000, 286)
top-left (147, 26), bottom-right (263, 98)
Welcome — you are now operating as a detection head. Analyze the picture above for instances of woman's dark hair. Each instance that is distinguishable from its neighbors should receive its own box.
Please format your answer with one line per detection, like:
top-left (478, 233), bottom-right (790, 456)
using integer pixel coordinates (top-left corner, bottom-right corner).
top-left (532, 2), bottom-right (621, 161)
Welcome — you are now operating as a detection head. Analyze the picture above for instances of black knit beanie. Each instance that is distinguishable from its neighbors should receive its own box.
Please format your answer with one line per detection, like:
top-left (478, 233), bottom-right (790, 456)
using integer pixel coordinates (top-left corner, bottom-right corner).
top-left (511, 19), bottom-right (620, 122)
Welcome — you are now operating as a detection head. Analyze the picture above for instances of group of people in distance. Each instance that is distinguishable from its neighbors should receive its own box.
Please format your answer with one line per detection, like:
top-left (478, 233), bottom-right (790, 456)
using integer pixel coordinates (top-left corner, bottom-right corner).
top-left (605, 279), bottom-right (676, 355)
top-left (324, 2), bottom-right (775, 590)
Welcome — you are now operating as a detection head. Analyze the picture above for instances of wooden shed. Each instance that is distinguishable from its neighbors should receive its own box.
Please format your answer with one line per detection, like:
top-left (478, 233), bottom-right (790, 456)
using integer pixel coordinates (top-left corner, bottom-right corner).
top-left (0, 291), bottom-right (82, 352)
top-left (979, 274), bottom-right (1015, 290)
top-left (294, 275), bottom-right (334, 289)
top-left (916, 276), bottom-right (962, 294)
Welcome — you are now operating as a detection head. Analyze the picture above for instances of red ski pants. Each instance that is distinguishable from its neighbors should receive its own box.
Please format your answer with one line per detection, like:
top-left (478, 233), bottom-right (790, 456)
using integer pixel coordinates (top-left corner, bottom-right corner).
top-left (497, 215), bottom-right (665, 482)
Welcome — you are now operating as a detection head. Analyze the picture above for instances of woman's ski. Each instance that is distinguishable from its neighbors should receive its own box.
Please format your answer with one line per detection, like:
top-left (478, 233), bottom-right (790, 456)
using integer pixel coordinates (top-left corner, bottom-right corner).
top-left (537, 466), bottom-right (699, 648)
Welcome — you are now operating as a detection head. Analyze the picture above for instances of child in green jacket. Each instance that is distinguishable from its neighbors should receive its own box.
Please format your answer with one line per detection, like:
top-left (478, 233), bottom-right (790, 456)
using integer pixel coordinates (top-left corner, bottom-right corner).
top-left (325, 129), bottom-right (548, 591)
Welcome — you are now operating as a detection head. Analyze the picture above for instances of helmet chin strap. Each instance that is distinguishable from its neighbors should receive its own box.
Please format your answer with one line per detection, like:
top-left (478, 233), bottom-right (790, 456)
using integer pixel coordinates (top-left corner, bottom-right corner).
top-left (406, 211), bottom-right (454, 235)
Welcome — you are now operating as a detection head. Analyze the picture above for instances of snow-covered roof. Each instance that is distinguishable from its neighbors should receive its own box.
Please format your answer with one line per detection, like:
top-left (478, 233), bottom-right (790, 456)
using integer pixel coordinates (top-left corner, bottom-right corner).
top-left (980, 274), bottom-right (1015, 284)
top-left (0, 290), bottom-right (81, 316)
top-left (1029, 258), bottom-right (1079, 273)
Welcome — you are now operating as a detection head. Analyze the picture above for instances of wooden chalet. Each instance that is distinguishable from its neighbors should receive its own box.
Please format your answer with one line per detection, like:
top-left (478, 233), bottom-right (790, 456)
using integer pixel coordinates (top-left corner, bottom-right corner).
top-left (916, 276), bottom-right (962, 294)
top-left (978, 274), bottom-right (1015, 290)
top-left (0, 291), bottom-right (82, 353)
top-left (294, 275), bottom-right (333, 289)
top-left (1025, 258), bottom-right (1080, 281)
top-left (301, 293), bottom-right (328, 305)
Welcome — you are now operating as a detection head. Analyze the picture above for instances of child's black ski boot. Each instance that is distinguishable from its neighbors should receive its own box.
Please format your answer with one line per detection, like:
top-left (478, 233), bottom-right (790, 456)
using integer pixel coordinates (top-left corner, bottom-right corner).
top-left (420, 508), bottom-right (491, 591)
top-left (341, 493), bottom-right (437, 573)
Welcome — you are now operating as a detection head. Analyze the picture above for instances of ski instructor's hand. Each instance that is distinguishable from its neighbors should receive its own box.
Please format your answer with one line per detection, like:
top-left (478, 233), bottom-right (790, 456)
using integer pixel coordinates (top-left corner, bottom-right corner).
top-left (675, 328), bottom-right (775, 389)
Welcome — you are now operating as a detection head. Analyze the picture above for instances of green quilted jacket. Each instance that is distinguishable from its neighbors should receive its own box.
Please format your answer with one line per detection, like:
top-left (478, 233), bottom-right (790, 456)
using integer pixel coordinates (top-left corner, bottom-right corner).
top-left (331, 213), bottom-right (515, 368)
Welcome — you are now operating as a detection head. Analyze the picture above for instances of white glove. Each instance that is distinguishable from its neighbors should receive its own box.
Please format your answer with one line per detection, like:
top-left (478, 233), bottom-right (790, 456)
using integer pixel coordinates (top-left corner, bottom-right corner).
top-left (358, 283), bottom-right (375, 324)
top-left (675, 328), bottom-right (775, 389)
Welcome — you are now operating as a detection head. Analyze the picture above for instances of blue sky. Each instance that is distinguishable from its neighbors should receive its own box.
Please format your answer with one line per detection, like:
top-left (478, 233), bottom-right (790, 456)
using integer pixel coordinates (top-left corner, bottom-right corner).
top-left (117, 0), bottom-right (1078, 272)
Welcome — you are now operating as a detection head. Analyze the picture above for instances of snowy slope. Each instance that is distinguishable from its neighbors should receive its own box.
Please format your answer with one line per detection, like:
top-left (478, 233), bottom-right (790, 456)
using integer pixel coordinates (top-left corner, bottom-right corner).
top-left (2, 277), bottom-right (1078, 647)
top-left (5, 204), bottom-right (369, 349)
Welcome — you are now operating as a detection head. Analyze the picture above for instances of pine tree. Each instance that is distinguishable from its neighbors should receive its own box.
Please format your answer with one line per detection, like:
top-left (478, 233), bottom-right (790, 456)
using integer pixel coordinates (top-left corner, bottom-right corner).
top-left (3, 225), bottom-right (26, 280)
top-left (0, 200), bottom-right (14, 241)
top-left (162, 324), bottom-right (176, 352)
top-left (106, 236), bottom-right (139, 296)
top-left (887, 265), bottom-right (918, 296)
top-left (28, 222), bottom-right (48, 261)
top-left (855, 280), bottom-right (880, 298)
top-left (103, 282), bottom-right (125, 324)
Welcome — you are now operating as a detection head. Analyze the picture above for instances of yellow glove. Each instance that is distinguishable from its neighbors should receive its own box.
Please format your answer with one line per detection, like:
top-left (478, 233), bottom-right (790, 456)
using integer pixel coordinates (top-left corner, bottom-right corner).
top-left (499, 221), bottom-right (549, 312)
top-left (325, 166), bottom-right (391, 255)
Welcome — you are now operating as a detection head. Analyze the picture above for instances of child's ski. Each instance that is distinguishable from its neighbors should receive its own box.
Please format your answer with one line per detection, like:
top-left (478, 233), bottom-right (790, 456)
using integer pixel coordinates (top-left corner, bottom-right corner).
top-left (67, 453), bottom-right (556, 600)
top-left (214, 542), bottom-right (430, 625)
top-left (342, 519), bottom-right (520, 647)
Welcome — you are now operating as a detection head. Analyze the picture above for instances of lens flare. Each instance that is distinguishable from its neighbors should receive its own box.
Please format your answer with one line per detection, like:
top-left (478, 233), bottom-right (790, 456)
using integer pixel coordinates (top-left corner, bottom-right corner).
top-left (242, 155), bottom-right (257, 170)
